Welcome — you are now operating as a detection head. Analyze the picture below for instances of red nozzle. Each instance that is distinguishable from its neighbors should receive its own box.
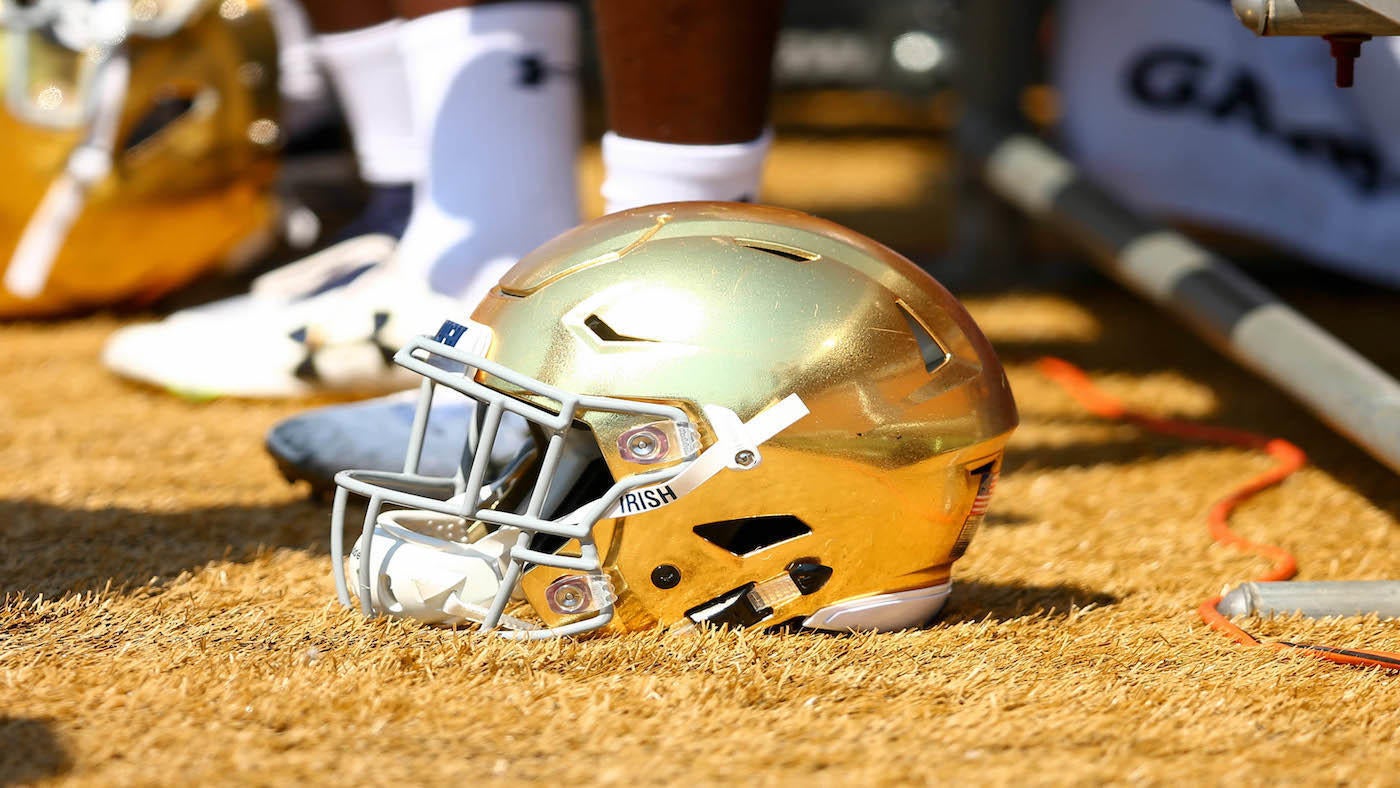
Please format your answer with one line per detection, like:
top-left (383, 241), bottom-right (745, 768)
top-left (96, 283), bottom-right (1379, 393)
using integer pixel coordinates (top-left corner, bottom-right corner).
top-left (1325, 34), bottom-right (1371, 88)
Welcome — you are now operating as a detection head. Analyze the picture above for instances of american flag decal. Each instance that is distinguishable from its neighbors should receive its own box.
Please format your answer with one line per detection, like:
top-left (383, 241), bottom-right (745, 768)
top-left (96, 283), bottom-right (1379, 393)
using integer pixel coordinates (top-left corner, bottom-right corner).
top-left (949, 461), bottom-right (998, 560)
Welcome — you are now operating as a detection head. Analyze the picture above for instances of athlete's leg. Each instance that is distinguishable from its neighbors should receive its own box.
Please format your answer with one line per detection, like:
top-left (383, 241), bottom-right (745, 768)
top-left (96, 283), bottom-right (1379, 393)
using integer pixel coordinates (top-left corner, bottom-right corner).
top-left (594, 0), bottom-right (784, 213)
top-left (299, 0), bottom-right (417, 239)
top-left (264, 0), bottom-right (334, 140)
top-left (388, 0), bottom-right (581, 300)
top-left (298, 0), bottom-right (395, 34)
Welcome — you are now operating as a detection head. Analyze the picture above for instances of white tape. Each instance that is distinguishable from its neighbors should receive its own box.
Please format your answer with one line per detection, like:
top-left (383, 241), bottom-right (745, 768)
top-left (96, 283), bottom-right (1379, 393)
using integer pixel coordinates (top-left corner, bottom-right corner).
top-left (4, 51), bottom-right (127, 299)
top-left (4, 174), bottom-right (85, 298)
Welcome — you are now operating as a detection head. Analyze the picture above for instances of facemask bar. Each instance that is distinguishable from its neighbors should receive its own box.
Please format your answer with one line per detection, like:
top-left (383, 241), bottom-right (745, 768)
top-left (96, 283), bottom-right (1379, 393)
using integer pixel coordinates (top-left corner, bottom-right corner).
top-left (332, 324), bottom-right (701, 640)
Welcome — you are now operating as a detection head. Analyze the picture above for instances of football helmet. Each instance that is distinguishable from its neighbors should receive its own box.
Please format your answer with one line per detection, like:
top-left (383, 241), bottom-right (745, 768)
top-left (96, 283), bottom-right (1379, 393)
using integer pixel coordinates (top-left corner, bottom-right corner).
top-left (331, 203), bottom-right (1018, 639)
top-left (0, 0), bottom-right (280, 318)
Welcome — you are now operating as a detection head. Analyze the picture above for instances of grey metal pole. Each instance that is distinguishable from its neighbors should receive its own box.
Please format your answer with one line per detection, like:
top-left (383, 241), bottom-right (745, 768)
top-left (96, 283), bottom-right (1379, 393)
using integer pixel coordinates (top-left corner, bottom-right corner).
top-left (1234, 0), bottom-right (1400, 35)
top-left (1219, 581), bottom-right (1400, 618)
top-left (963, 122), bottom-right (1400, 475)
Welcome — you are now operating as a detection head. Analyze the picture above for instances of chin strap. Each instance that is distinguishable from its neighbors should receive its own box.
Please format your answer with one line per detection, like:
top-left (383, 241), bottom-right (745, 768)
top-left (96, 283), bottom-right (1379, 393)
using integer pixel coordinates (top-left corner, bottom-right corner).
top-left (603, 394), bottom-right (809, 519)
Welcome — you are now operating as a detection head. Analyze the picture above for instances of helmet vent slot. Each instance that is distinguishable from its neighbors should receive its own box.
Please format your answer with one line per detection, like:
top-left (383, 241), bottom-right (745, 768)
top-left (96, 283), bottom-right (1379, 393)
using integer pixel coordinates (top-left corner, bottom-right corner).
top-left (693, 515), bottom-right (812, 557)
top-left (734, 239), bottom-right (819, 263)
top-left (584, 314), bottom-right (656, 343)
top-left (896, 300), bottom-right (950, 375)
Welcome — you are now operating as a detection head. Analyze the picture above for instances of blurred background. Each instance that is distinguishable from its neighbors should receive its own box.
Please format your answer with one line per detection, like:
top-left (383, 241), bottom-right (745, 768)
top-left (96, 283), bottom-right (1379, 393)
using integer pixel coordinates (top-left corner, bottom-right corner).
top-left (279, 0), bottom-right (974, 278)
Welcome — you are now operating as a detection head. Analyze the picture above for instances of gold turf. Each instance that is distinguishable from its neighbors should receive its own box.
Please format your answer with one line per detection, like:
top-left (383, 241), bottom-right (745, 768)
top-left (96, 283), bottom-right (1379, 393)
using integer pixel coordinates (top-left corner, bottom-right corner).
top-left (4, 148), bottom-right (1400, 785)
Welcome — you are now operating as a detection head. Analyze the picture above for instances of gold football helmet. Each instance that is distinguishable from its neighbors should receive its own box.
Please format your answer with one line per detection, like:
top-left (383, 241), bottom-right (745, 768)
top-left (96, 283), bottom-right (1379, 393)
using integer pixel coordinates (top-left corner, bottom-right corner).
top-left (0, 0), bottom-right (280, 318)
top-left (332, 203), bottom-right (1018, 639)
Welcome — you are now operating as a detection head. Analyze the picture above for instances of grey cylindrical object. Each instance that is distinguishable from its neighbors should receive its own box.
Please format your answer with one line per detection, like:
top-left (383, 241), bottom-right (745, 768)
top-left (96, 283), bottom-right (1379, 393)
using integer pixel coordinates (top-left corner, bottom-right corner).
top-left (970, 128), bottom-right (1400, 475)
top-left (1234, 0), bottom-right (1400, 35)
top-left (1219, 581), bottom-right (1400, 618)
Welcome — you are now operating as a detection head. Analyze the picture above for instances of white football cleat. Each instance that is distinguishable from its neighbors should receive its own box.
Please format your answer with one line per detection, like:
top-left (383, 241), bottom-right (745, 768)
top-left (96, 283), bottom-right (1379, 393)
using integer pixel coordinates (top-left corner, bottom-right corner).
top-left (103, 235), bottom-right (467, 399)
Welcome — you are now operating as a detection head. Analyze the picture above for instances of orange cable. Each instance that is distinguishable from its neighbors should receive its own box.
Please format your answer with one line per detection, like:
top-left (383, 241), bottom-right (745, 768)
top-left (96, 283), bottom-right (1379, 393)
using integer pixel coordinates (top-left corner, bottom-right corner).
top-left (1036, 356), bottom-right (1400, 672)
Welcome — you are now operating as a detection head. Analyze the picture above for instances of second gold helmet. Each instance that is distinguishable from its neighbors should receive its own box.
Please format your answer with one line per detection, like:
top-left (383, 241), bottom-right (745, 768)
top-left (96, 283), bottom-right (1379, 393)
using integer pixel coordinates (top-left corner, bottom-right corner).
top-left (0, 0), bottom-right (281, 317)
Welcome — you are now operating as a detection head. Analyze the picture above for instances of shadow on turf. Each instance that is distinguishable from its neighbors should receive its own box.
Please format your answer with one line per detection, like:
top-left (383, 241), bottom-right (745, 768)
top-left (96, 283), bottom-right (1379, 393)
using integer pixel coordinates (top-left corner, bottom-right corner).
top-left (1001, 431), bottom-right (1199, 476)
top-left (2, 495), bottom-right (1120, 628)
top-left (981, 511), bottom-right (1031, 528)
top-left (993, 285), bottom-right (1400, 522)
top-left (1, 498), bottom-right (329, 601)
top-left (939, 580), bottom-right (1119, 625)
top-left (0, 717), bottom-right (70, 786)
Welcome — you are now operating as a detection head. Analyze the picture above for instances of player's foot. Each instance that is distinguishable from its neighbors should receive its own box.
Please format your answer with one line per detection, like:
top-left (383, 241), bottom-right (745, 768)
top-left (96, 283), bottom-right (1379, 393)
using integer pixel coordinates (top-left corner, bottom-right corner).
top-left (102, 242), bottom-right (460, 399)
top-left (265, 388), bottom-right (531, 494)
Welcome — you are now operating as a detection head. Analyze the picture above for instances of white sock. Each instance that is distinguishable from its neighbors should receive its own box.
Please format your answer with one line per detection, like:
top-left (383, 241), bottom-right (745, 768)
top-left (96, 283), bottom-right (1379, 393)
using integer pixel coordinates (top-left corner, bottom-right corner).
top-left (394, 3), bottom-right (581, 301)
top-left (317, 21), bottom-right (422, 185)
top-left (266, 0), bottom-right (326, 104)
top-left (600, 130), bottom-right (773, 215)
